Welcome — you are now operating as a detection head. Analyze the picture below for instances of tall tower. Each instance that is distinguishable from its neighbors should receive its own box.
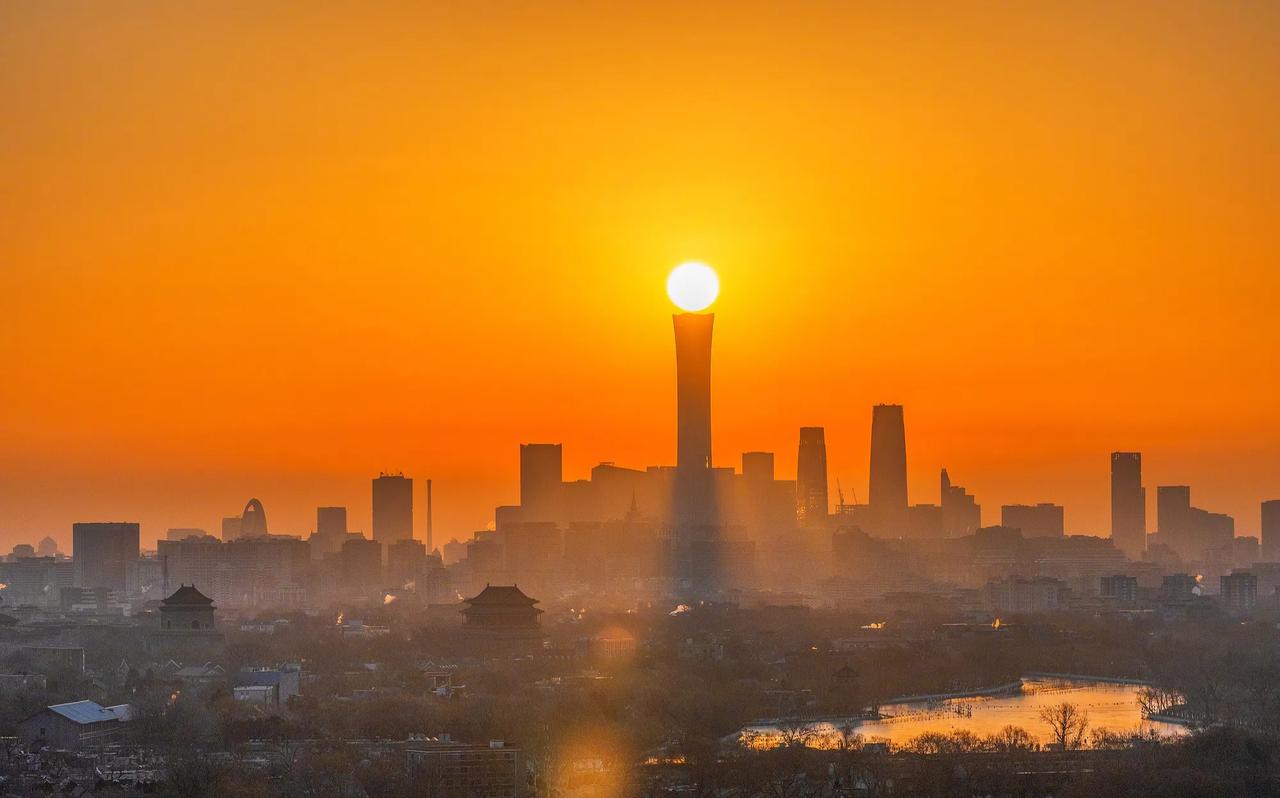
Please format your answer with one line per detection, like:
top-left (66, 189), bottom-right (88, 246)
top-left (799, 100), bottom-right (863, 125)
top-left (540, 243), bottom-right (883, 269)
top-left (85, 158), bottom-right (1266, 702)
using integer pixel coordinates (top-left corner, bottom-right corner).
top-left (1262, 500), bottom-right (1280, 561)
top-left (869, 404), bottom-right (908, 535)
top-left (372, 473), bottom-right (414, 543)
top-left (519, 443), bottom-right (563, 522)
top-left (672, 312), bottom-right (715, 525)
top-left (240, 498), bottom-right (268, 538)
top-left (796, 427), bottom-right (829, 526)
top-left (1110, 452), bottom-right (1146, 559)
top-left (72, 522), bottom-right (140, 591)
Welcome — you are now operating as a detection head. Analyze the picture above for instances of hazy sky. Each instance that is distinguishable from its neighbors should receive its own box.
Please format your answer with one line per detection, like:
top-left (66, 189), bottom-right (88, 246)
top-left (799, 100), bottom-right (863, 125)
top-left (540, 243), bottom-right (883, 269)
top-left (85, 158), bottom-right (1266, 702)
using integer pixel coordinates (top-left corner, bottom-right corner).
top-left (2, 1), bottom-right (1278, 549)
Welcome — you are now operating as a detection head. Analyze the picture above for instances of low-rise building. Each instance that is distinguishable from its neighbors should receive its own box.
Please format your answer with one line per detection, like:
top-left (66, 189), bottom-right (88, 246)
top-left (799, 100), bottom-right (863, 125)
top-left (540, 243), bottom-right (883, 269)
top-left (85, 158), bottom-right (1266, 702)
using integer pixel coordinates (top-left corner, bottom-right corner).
top-left (18, 701), bottom-right (130, 750)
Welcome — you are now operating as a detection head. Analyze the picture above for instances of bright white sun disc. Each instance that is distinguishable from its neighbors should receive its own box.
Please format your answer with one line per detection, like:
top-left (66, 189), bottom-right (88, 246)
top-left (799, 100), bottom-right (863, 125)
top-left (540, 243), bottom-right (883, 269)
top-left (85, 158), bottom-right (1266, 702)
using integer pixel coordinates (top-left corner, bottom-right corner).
top-left (666, 262), bottom-right (719, 312)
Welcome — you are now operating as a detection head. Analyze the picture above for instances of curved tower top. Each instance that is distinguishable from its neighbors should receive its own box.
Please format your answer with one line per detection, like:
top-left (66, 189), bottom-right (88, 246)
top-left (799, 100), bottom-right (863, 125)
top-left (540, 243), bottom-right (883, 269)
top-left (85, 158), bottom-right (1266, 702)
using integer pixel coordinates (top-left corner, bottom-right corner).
top-left (241, 498), bottom-right (268, 537)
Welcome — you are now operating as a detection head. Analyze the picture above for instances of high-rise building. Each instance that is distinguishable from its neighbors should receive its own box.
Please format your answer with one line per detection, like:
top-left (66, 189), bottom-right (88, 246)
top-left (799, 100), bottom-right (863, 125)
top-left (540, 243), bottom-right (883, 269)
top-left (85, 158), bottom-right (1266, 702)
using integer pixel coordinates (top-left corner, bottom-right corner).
top-left (341, 537), bottom-right (383, 589)
top-left (1001, 503), bottom-right (1065, 538)
top-left (72, 522), bottom-right (140, 591)
top-left (317, 507), bottom-right (348, 537)
top-left (672, 311), bottom-right (715, 527)
top-left (796, 427), bottom-right (829, 527)
top-left (940, 469), bottom-right (982, 538)
top-left (1110, 452), bottom-right (1146, 560)
top-left (741, 451), bottom-right (774, 484)
top-left (1221, 570), bottom-right (1258, 614)
top-left (1156, 485), bottom-right (1233, 562)
top-left (869, 404), bottom-right (908, 535)
top-left (240, 498), bottom-right (268, 538)
top-left (1263, 500), bottom-right (1280, 561)
top-left (519, 444), bottom-right (563, 522)
top-left (372, 474), bottom-right (413, 543)
top-left (221, 516), bottom-right (242, 540)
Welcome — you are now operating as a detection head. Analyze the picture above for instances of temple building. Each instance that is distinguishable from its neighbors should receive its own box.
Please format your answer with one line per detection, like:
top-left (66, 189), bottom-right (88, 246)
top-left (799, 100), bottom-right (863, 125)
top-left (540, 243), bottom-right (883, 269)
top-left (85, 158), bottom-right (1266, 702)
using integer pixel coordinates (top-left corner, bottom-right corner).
top-left (150, 584), bottom-right (224, 657)
top-left (460, 584), bottom-right (542, 637)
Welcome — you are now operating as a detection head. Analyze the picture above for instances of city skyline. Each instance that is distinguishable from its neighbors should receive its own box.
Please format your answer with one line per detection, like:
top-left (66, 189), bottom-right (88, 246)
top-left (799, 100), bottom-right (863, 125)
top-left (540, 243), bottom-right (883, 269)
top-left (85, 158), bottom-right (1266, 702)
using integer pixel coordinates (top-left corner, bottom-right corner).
top-left (3, 2), bottom-right (1280, 548)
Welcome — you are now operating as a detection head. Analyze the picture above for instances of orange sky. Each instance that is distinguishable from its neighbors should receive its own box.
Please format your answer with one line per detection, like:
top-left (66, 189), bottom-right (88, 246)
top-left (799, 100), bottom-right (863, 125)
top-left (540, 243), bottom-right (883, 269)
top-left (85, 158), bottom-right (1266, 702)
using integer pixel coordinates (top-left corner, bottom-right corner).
top-left (2, 1), bottom-right (1278, 550)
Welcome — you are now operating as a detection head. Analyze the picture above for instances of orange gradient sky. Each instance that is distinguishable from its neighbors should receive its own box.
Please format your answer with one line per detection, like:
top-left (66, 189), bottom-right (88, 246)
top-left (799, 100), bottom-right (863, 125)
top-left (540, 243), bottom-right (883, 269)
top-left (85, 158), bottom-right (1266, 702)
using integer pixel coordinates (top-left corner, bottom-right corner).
top-left (2, 1), bottom-right (1278, 549)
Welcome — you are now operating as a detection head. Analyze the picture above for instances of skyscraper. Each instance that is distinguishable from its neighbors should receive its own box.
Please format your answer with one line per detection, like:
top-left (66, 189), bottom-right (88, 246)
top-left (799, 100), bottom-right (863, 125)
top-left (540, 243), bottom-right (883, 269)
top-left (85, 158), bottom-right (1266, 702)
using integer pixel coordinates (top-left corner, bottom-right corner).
top-left (240, 498), bottom-right (268, 538)
top-left (519, 443), bottom-right (563, 522)
top-left (940, 469), bottom-right (981, 537)
top-left (1263, 500), bottom-right (1280, 561)
top-left (1110, 452), bottom-right (1146, 559)
top-left (373, 474), bottom-right (413, 543)
top-left (741, 451), bottom-right (775, 483)
top-left (672, 311), bottom-right (715, 526)
top-left (869, 404), bottom-right (908, 534)
top-left (317, 506), bottom-right (347, 536)
top-left (796, 427), bottom-right (828, 527)
top-left (72, 522), bottom-right (140, 590)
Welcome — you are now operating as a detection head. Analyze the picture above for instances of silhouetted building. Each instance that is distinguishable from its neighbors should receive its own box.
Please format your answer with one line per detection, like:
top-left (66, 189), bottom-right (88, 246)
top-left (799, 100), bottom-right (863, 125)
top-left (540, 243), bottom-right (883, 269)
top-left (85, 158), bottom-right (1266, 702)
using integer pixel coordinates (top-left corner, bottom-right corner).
top-left (387, 538), bottom-right (427, 589)
top-left (165, 528), bottom-right (207, 542)
top-left (1110, 452), bottom-right (1146, 559)
top-left (742, 451), bottom-right (774, 483)
top-left (157, 584), bottom-right (216, 632)
top-left (1001, 503), bottom-right (1065, 538)
top-left (372, 474), bottom-right (413, 544)
top-left (519, 444), bottom-right (563, 522)
top-left (1156, 485), bottom-right (1233, 562)
top-left (1161, 572), bottom-right (1200, 600)
top-left (71, 522), bottom-right (139, 591)
top-left (983, 576), bottom-right (1066, 614)
top-left (240, 498), bottom-right (268, 538)
top-left (672, 311), bottom-right (715, 527)
top-left (940, 469), bottom-right (981, 538)
top-left (1100, 574), bottom-right (1138, 602)
top-left (1221, 570), bottom-right (1257, 614)
top-left (342, 538), bottom-right (382, 589)
top-left (221, 515), bottom-right (243, 540)
top-left (869, 404), bottom-right (908, 535)
top-left (461, 584), bottom-right (543, 637)
top-left (796, 427), bottom-right (829, 527)
top-left (1263, 500), bottom-right (1280, 561)
top-left (317, 506), bottom-right (347, 536)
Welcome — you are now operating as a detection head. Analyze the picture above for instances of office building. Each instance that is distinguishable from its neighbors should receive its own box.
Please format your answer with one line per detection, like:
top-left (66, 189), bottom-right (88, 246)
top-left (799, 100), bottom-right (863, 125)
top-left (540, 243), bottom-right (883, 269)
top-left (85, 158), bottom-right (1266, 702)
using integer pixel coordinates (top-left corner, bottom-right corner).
top-left (239, 498), bottom-right (268, 538)
top-left (671, 308), bottom-right (716, 532)
top-left (317, 507), bottom-right (347, 537)
top-left (372, 474), bottom-right (413, 543)
top-left (1156, 485), bottom-right (1234, 562)
top-left (796, 427), bottom-right (829, 527)
top-left (342, 537), bottom-right (383, 589)
top-left (1221, 570), bottom-right (1258, 614)
top-left (519, 443), bottom-right (563, 522)
top-left (1100, 574), bottom-right (1138, 603)
top-left (1110, 452), bottom-right (1146, 559)
top-left (869, 404), bottom-right (908, 535)
top-left (221, 516), bottom-right (243, 540)
top-left (1263, 500), bottom-right (1280, 561)
top-left (940, 468), bottom-right (982, 538)
top-left (741, 451), bottom-right (775, 483)
top-left (72, 522), bottom-right (140, 591)
top-left (1001, 503), bottom-right (1065, 538)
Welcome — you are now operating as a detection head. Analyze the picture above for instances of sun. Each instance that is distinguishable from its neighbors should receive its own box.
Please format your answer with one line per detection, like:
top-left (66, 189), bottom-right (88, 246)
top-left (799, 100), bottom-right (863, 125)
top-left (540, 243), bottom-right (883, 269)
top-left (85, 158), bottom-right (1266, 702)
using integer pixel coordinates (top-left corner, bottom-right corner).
top-left (666, 261), bottom-right (719, 312)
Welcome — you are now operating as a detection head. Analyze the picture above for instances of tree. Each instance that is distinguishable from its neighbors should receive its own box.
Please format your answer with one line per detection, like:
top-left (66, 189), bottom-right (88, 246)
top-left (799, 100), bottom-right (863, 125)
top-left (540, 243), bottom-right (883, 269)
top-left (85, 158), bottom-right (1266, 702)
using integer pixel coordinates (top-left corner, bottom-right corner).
top-left (986, 725), bottom-right (1037, 752)
top-left (1039, 702), bottom-right (1088, 750)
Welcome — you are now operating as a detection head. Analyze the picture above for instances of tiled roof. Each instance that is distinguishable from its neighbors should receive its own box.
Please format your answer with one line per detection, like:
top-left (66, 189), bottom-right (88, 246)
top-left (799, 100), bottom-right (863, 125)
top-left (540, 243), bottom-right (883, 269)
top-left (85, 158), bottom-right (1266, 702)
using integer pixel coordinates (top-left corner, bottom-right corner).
top-left (162, 584), bottom-right (214, 606)
top-left (463, 584), bottom-right (539, 606)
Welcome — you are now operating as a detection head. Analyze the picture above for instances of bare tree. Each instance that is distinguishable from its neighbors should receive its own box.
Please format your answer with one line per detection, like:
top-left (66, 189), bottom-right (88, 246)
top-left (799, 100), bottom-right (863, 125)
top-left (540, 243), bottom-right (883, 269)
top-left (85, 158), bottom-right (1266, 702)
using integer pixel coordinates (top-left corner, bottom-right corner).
top-left (775, 719), bottom-right (818, 749)
top-left (1039, 702), bottom-right (1088, 750)
top-left (985, 725), bottom-right (1037, 752)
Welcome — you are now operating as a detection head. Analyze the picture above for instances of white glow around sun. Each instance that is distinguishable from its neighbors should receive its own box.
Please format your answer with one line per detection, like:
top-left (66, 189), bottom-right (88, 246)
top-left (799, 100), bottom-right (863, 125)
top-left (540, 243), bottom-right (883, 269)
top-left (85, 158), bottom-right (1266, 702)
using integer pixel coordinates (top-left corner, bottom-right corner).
top-left (666, 262), bottom-right (719, 312)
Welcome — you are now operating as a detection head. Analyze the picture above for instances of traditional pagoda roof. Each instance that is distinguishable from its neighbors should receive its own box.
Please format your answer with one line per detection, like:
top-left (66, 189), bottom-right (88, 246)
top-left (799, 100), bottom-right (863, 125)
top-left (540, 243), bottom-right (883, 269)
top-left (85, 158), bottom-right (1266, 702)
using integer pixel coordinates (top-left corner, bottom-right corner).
top-left (161, 584), bottom-right (214, 606)
top-left (462, 584), bottom-right (540, 607)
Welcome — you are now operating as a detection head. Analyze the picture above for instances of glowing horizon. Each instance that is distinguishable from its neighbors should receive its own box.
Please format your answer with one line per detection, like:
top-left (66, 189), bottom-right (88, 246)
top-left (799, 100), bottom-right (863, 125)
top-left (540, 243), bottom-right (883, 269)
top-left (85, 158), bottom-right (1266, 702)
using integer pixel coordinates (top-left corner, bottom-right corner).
top-left (2, 1), bottom-right (1279, 548)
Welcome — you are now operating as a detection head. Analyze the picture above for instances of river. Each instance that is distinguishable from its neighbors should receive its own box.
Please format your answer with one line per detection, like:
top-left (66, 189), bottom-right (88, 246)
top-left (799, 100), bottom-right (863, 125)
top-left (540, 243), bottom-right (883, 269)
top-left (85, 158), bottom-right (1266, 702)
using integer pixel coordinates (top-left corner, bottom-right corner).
top-left (742, 677), bottom-right (1189, 748)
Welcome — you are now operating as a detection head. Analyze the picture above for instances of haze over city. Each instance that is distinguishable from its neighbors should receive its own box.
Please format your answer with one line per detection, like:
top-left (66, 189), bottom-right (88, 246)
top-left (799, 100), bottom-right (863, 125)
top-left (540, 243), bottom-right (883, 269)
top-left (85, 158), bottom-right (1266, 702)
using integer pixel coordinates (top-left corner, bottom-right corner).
top-left (4, 3), bottom-right (1280, 797)
top-left (4, 2), bottom-right (1280, 549)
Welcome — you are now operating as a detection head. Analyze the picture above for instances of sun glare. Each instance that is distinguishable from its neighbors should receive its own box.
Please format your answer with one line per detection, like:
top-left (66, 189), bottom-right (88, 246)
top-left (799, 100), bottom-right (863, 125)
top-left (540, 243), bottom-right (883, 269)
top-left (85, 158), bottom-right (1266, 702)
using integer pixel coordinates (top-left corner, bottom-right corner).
top-left (666, 261), bottom-right (719, 312)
